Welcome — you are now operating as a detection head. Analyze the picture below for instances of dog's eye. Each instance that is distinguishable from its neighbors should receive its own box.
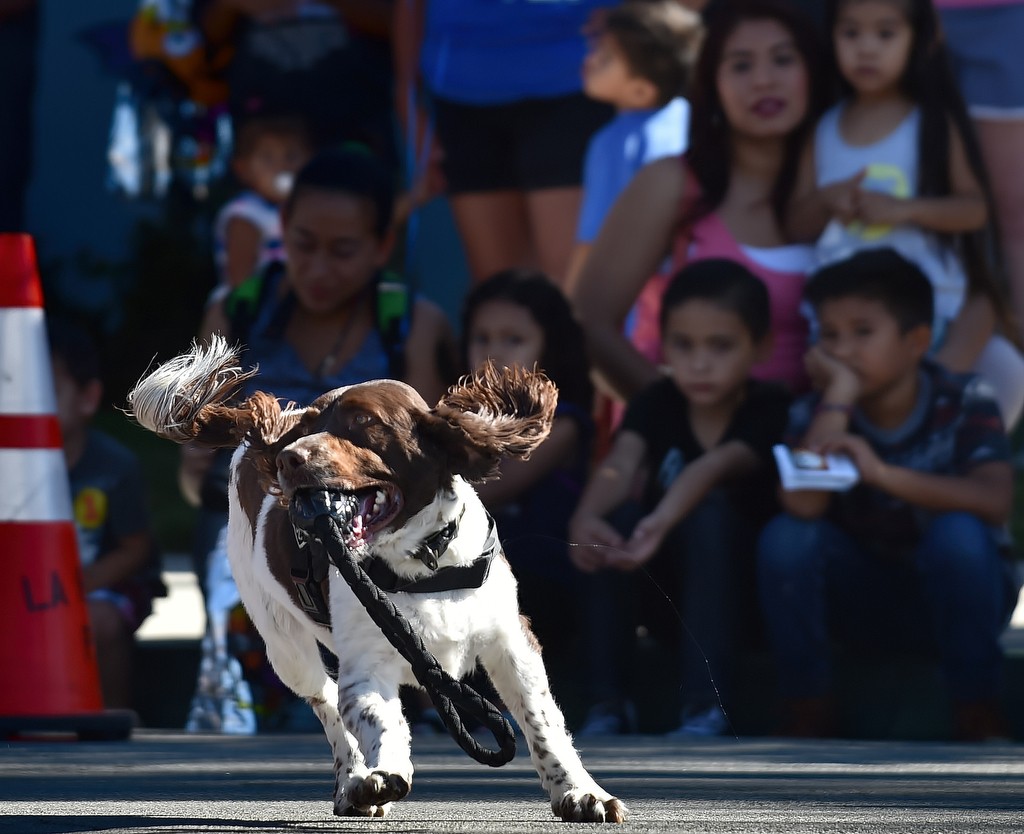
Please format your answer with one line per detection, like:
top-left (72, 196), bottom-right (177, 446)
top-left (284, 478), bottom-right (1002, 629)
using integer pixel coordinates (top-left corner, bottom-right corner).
top-left (350, 412), bottom-right (373, 428)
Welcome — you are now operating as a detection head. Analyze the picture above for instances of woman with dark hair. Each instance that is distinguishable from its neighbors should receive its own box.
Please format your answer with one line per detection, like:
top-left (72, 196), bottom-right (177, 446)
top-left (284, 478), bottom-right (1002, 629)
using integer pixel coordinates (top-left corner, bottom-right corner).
top-left (183, 145), bottom-right (457, 731)
top-left (460, 269), bottom-right (594, 668)
top-left (573, 0), bottom-right (827, 403)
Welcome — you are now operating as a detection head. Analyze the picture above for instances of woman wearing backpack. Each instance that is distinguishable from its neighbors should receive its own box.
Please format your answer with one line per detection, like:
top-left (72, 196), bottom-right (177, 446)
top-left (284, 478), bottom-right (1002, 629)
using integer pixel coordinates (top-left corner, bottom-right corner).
top-left (180, 146), bottom-right (456, 732)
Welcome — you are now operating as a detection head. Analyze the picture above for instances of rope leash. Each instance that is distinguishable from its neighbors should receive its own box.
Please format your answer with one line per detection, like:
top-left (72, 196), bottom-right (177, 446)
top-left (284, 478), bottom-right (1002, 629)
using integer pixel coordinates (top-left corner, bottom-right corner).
top-left (309, 512), bottom-right (517, 768)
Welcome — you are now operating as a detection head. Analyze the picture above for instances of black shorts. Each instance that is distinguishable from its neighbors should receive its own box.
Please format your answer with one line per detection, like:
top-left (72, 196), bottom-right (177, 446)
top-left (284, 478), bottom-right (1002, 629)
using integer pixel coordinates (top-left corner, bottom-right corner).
top-left (433, 93), bottom-right (613, 194)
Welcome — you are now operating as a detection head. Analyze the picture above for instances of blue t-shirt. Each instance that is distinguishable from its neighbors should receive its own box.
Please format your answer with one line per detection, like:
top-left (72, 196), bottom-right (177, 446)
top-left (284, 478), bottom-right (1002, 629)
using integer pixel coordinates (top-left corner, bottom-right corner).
top-left (70, 428), bottom-right (160, 627)
top-left (70, 430), bottom-right (151, 569)
top-left (575, 98), bottom-right (689, 243)
top-left (421, 0), bottom-right (616, 104)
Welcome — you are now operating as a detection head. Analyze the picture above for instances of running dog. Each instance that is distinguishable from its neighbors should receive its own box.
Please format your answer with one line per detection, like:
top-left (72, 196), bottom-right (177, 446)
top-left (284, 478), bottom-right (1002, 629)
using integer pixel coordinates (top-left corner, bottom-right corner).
top-left (127, 337), bottom-right (625, 822)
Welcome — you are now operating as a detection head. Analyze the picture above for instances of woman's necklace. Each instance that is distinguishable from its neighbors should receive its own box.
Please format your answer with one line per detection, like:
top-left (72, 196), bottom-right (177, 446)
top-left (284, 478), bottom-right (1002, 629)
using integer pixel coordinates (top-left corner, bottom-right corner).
top-left (314, 290), bottom-right (369, 379)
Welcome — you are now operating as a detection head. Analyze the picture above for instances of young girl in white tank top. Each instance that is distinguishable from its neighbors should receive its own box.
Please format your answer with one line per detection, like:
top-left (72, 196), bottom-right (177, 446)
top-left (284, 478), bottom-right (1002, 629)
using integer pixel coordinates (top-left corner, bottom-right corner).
top-left (786, 0), bottom-right (1024, 429)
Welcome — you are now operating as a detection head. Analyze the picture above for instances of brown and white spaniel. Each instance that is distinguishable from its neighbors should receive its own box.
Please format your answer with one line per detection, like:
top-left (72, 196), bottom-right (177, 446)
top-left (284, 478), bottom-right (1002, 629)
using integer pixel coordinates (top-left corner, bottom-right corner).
top-left (127, 336), bottom-right (625, 823)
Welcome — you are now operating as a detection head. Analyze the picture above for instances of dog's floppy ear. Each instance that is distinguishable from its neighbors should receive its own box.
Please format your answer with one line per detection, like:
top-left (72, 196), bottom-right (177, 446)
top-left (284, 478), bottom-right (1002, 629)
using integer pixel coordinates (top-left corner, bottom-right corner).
top-left (419, 361), bottom-right (558, 483)
top-left (230, 392), bottom-right (316, 492)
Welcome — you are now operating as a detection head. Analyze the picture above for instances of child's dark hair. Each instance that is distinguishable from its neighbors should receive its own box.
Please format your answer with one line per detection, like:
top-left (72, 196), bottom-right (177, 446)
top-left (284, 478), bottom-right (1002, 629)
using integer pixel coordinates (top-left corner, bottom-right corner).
top-left (602, 0), bottom-right (703, 107)
top-left (825, 0), bottom-right (1012, 334)
top-left (805, 248), bottom-right (934, 333)
top-left (47, 317), bottom-right (101, 388)
top-left (232, 112), bottom-right (312, 160)
top-left (283, 144), bottom-right (395, 238)
top-left (461, 269), bottom-right (593, 411)
top-left (688, 0), bottom-right (828, 228)
top-left (660, 259), bottom-right (772, 342)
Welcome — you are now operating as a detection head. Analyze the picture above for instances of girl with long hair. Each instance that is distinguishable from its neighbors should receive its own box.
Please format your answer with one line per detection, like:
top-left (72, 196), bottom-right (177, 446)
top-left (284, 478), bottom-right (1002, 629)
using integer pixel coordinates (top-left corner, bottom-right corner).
top-left (787, 0), bottom-right (1024, 427)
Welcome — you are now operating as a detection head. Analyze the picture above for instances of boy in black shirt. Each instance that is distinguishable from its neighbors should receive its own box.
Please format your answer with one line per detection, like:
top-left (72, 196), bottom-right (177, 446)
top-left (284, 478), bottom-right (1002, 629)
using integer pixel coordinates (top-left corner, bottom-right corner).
top-left (570, 259), bottom-right (791, 736)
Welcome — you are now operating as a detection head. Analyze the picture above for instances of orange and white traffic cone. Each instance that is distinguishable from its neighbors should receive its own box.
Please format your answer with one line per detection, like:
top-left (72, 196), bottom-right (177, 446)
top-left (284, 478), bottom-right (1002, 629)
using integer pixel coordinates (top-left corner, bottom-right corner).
top-left (0, 233), bottom-right (133, 739)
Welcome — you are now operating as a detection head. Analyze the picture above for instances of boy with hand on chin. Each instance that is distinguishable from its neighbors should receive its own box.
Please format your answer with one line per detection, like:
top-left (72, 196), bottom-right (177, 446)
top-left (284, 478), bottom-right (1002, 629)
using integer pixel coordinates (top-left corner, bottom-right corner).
top-left (759, 248), bottom-right (1019, 741)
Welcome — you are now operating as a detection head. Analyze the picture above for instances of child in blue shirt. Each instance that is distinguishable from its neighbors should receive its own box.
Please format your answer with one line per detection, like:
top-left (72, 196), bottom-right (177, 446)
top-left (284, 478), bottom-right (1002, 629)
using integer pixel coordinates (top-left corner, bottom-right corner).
top-left (49, 320), bottom-right (163, 710)
top-left (566, 0), bottom-right (702, 288)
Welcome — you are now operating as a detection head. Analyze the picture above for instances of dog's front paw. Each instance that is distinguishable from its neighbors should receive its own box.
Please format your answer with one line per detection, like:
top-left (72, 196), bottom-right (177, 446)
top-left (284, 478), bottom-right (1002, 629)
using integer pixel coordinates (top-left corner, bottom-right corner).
top-left (337, 769), bottom-right (411, 816)
top-left (333, 799), bottom-right (391, 818)
top-left (553, 788), bottom-right (628, 823)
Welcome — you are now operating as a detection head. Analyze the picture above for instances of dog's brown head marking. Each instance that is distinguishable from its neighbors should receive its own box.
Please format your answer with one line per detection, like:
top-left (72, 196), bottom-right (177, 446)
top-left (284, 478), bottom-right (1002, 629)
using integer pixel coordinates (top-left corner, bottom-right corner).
top-left (236, 363), bottom-right (557, 547)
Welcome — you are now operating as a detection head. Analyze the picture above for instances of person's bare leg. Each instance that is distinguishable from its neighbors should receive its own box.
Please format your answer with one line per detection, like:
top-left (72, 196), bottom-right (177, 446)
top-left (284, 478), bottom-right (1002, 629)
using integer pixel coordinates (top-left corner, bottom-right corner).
top-left (526, 186), bottom-right (585, 289)
top-left (449, 190), bottom-right (534, 282)
top-left (88, 599), bottom-right (134, 709)
top-left (974, 119), bottom-right (1024, 339)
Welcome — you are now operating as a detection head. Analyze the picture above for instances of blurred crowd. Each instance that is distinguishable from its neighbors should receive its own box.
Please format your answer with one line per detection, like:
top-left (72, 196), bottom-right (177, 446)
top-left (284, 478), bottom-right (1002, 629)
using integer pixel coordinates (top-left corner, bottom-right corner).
top-left (3, 0), bottom-right (1023, 742)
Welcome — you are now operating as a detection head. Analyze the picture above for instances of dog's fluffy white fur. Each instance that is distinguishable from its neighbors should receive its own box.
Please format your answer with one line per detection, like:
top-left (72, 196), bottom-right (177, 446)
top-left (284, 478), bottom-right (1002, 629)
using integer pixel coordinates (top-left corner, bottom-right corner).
top-left (128, 337), bottom-right (625, 822)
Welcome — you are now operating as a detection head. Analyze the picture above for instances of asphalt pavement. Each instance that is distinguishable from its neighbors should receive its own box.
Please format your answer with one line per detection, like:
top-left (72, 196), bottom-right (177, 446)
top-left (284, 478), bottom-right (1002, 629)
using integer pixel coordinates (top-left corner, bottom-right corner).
top-left (2, 731), bottom-right (1023, 833)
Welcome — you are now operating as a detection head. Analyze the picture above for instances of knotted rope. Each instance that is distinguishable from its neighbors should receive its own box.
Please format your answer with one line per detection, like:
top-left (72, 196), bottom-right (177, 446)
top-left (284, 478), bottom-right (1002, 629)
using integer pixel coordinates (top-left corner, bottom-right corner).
top-left (308, 511), bottom-right (517, 767)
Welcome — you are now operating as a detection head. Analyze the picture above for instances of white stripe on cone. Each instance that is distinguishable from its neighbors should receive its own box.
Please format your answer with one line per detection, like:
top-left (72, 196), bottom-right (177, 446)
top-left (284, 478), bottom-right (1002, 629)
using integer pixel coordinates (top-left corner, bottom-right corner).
top-left (0, 308), bottom-right (56, 415)
top-left (0, 449), bottom-right (73, 522)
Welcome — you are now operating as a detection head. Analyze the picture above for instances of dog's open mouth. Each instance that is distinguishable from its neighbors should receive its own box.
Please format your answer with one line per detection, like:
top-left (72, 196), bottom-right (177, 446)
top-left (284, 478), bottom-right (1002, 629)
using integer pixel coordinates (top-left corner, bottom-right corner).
top-left (289, 485), bottom-right (403, 550)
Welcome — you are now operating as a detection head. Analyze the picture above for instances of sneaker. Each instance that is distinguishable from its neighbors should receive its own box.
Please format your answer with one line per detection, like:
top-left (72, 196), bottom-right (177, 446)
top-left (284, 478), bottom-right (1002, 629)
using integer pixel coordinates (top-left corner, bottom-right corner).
top-left (667, 703), bottom-right (729, 738)
top-left (576, 700), bottom-right (637, 736)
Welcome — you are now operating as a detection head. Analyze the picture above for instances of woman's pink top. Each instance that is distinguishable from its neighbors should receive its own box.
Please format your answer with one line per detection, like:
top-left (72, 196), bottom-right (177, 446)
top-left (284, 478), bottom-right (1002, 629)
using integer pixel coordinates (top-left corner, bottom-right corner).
top-left (630, 171), bottom-right (811, 392)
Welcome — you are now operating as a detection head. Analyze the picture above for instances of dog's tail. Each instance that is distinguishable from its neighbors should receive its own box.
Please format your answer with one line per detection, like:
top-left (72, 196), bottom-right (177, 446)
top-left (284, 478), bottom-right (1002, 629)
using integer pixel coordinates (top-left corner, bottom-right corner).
top-left (126, 335), bottom-right (258, 447)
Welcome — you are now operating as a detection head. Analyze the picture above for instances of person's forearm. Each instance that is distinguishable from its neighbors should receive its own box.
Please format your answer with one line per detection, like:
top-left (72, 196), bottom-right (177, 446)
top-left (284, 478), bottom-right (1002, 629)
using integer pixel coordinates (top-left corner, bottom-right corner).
top-left (393, 0), bottom-right (424, 127)
top-left (904, 194), bottom-right (987, 233)
top-left (572, 158), bottom-right (686, 402)
top-left (575, 464), bottom-right (636, 523)
top-left (583, 322), bottom-right (662, 403)
top-left (651, 441), bottom-right (758, 528)
top-left (82, 540), bottom-right (152, 594)
top-left (803, 381), bottom-right (859, 448)
top-left (873, 464), bottom-right (1012, 526)
top-left (785, 191), bottom-right (832, 243)
top-left (934, 292), bottom-right (995, 372)
top-left (780, 386), bottom-right (858, 519)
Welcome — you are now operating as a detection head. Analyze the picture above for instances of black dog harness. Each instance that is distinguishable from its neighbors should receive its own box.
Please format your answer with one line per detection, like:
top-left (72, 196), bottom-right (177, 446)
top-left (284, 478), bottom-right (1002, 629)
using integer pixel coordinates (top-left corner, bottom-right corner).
top-left (290, 501), bottom-right (498, 627)
top-left (287, 489), bottom-right (516, 768)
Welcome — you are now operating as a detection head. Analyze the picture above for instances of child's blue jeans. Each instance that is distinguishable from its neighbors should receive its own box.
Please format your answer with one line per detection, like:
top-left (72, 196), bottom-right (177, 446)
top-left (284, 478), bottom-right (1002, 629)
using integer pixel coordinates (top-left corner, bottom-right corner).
top-left (757, 512), bottom-right (1021, 701)
top-left (582, 490), bottom-right (752, 710)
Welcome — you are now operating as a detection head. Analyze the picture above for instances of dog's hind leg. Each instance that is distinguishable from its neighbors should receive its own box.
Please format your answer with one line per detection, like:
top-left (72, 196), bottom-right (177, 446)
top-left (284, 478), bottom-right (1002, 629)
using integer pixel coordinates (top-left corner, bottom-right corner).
top-left (479, 616), bottom-right (627, 823)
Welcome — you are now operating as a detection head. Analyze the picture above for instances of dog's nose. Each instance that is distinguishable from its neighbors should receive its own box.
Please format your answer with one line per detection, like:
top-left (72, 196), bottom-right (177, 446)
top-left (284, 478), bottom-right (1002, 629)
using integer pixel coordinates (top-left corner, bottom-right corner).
top-left (277, 446), bottom-right (309, 476)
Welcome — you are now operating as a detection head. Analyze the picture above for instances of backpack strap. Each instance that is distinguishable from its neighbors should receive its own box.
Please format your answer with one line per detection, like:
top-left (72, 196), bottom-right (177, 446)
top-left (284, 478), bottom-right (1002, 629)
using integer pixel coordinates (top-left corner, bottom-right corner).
top-left (223, 262), bottom-right (408, 378)
top-left (223, 260), bottom-right (286, 351)
top-left (375, 269), bottom-right (409, 380)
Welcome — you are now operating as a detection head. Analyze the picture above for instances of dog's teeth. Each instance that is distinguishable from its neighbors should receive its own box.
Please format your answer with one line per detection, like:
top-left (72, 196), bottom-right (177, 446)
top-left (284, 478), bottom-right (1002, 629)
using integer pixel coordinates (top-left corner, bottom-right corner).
top-left (374, 489), bottom-right (386, 509)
